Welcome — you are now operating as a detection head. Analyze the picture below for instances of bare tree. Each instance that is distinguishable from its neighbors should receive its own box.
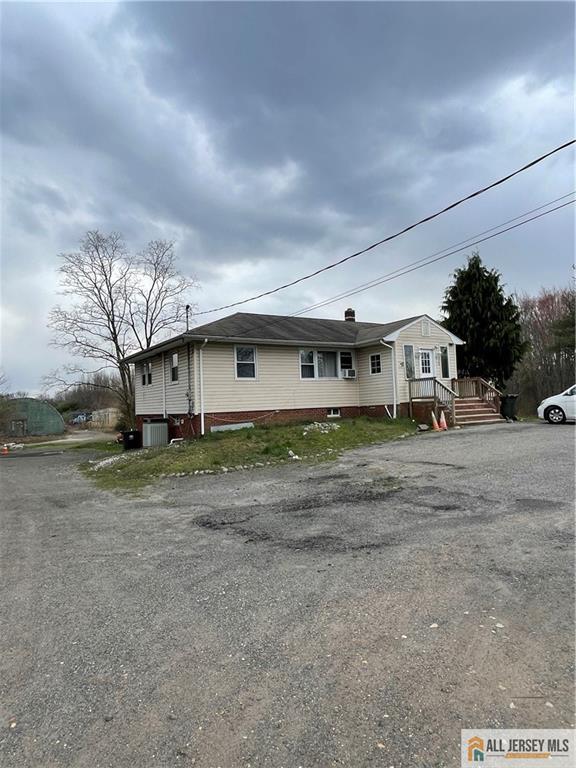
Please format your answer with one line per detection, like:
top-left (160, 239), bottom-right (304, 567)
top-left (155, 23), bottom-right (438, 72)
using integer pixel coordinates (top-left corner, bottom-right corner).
top-left (47, 231), bottom-right (197, 425)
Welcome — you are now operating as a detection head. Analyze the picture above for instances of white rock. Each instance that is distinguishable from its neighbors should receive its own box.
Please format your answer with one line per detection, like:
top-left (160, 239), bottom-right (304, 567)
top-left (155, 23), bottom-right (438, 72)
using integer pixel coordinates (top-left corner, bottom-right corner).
top-left (429, 623), bottom-right (439, 628)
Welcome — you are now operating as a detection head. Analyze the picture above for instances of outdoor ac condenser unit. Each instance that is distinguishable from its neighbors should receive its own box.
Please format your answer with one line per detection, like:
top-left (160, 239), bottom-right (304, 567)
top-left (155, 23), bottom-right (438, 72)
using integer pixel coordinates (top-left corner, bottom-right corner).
top-left (143, 421), bottom-right (169, 448)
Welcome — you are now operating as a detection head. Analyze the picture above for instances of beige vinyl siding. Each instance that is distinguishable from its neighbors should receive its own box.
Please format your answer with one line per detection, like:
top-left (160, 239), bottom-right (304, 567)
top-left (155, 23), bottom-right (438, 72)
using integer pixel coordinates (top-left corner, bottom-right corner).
top-left (165, 345), bottom-right (193, 413)
top-left (135, 356), bottom-right (164, 415)
top-left (134, 345), bottom-right (194, 415)
top-left (394, 320), bottom-right (458, 403)
top-left (357, 345), bottom-right (394, 406)
top-left (199, 343), bottom-right (360, 413)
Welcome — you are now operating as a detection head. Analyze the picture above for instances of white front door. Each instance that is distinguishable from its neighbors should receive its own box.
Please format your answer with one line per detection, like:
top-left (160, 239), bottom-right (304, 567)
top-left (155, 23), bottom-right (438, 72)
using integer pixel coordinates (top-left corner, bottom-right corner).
top-left (419, 348), bottom-right (435, 378)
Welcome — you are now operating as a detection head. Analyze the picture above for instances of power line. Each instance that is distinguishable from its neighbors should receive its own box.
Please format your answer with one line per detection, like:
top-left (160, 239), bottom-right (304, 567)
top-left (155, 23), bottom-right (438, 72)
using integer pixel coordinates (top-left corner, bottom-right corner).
top-left (194, 139), bottom-right (575, 316)
top-left (189, 196), bottom-right (573, 341)
top-left (292, 192), bottom-right (576, 316)
top-left (291, 200), bottom-right (575, 316)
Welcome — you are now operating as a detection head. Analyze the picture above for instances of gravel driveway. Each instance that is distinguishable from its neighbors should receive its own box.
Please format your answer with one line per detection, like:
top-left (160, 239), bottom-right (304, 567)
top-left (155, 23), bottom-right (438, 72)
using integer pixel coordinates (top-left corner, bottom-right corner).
top-left (1, 422), bottom-right (574, 767)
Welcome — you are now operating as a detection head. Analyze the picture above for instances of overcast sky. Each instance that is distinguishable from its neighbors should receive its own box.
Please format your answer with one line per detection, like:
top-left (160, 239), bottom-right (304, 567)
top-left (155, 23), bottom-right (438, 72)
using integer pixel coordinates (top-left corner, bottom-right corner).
top-left (1, 1), bottom-right (574, 392)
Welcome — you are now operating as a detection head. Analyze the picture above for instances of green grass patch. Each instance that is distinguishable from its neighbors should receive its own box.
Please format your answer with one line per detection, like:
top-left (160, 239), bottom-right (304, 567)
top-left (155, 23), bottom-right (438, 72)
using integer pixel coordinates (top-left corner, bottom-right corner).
top-left (84, 417), bottom-right (415, 492)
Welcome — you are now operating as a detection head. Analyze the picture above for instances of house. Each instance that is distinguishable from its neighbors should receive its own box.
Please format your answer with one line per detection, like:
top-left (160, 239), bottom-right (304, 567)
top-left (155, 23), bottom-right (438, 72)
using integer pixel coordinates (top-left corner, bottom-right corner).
top-left (125, 309), bottom-right (503, 440)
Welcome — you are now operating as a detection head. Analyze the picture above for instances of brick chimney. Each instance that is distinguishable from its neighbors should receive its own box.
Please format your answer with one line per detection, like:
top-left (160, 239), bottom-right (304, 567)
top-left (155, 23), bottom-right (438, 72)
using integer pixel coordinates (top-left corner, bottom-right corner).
top-left (344, 308), bottom-right (356, 322)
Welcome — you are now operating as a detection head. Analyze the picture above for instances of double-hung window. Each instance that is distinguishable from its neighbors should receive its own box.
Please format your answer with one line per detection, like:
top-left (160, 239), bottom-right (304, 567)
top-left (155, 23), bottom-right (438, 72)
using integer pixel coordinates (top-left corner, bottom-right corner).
top-left (440, 346), bottom-right (449, 378)
top-left (300, 350), bottom-right (352, 379)
top-left (340, 351), bottom-right (353, 374)
top-left (317, 351), bottom-right (338, 378)
top-left (300, 350), bottom-right (315, 378)
top-left (370, 353), bottom-right (382, 375)
top-left (403, 345), bottom-right (415, 379)
top-left (235, 346), bottom-right (256, 379)
top-left (171, 353), bottom-right (179, 383)
top-left (142, 361), bottom-right (152, 386)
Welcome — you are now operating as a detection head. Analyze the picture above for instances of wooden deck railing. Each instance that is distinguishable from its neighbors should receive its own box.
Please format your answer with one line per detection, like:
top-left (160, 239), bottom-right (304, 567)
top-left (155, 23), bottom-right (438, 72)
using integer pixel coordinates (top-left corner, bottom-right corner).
top-left (451, 377), bottom-right (501, 408)
top-left (408, 377), bottom-right (501, 423)
top-left (408, 377), bottom-right (458, 423)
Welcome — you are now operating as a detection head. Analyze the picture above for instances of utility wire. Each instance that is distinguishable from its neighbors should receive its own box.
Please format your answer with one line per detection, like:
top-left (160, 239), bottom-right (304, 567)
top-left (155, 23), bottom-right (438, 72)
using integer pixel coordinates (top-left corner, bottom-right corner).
top-left (292, 192), bottom-right (576, 315)
top-left (189, 196), bottom-right (574, 341)
top-left (194, 139), bottom-right (575, 316)
top-left (291, 199), bottom-right (575, 316)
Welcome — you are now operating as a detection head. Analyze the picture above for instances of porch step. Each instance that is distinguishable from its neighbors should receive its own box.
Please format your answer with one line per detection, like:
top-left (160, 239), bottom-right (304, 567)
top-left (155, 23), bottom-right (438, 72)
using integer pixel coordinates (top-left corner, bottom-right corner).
top-left (458, 417), bottom-right (506, 426)
top-left (457, 412), bottom-right (504, 421)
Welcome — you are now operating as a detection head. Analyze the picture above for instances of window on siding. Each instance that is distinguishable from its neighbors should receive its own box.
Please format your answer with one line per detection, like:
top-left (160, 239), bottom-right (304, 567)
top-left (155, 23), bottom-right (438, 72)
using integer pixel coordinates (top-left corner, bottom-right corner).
top-left (370, 353), bottom-right (382, 375)
top-left (300, 350), bottom-right (315, 378)
top-left (340, 351), bottom-right (353, 372)
top-left (142, 361), bottom-right (152, 386)
top-left (235, 346), bottom-right (256, 378)
top-left (440, 346), bottom-right (449, 378)
top-left (421, 317), bottom-right (431, 336)
top-left (404, 345), bottom-right (415, 379)
top-left (171, 353), bottom-right (179, 382)
top-left (317, 350), bottom-right (338, 378)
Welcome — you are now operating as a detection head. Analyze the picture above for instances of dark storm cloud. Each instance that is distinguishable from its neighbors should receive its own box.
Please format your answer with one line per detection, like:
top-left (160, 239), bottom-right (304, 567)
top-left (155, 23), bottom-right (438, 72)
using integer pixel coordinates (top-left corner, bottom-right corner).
top-left (0, 2), bottom-right (574, 390)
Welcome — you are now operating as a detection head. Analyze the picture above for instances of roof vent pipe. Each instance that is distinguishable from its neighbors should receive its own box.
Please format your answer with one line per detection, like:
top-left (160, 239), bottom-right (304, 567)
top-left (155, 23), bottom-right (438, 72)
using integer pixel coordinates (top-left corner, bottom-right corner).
top-left (344, 308), bottom-right (356, 322)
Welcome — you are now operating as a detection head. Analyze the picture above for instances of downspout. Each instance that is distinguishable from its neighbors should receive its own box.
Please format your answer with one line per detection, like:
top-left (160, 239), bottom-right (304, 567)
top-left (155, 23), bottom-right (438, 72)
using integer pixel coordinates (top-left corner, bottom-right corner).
top-left (161, 351), bottom-right (167, 418)
top-left (199, 338), bottom-right (208, 436)
top-left (380, 340), bottom-right (397, 419)
top-left (186, 342), bottom-right (192, 416)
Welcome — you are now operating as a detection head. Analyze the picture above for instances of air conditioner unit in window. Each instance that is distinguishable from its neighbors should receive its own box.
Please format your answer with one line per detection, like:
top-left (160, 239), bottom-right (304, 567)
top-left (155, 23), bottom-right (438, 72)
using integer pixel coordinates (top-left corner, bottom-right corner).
top-left (342, 369), bottom-right (357, 379)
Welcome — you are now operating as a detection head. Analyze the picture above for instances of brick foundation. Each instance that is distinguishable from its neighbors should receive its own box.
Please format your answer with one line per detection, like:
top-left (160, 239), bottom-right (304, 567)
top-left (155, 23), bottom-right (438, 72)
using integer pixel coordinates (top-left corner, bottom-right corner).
top-left (136, 401), bottom-right (451, 439)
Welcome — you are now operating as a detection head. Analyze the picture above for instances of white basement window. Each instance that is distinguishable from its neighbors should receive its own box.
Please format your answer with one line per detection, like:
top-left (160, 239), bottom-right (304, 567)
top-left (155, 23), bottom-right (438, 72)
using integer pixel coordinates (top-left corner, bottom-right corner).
top-left (235, 346), bottom-right (256, 379)
top-left (327, 407), bottom-right (341, 418)
top-left (370, 353), bottom-right (382, 375)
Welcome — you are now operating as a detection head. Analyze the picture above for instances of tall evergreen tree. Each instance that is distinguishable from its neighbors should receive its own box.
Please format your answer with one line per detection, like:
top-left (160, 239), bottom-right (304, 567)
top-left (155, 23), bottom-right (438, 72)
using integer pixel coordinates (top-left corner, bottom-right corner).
top-left (441, 252), bottom-right (526, 388)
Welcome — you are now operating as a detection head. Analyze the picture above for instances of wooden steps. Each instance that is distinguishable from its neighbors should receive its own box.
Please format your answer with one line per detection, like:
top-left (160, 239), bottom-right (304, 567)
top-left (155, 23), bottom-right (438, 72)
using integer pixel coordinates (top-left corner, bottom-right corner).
top-left (454, 397), bottom-right (505, 426)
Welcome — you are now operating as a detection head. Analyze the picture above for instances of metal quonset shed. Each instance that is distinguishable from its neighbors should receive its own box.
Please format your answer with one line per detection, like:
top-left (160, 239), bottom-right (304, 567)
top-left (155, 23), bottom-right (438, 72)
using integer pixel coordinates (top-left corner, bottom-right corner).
top-left (3, 398), bottom-right (65, 437)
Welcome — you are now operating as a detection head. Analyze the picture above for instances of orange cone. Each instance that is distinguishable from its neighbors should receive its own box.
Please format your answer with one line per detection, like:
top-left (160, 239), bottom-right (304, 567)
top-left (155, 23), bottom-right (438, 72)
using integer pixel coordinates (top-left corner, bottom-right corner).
top-left (439, 410), bottom-right (448, 431)
top-left (431, 412), bottom-right (441, 432)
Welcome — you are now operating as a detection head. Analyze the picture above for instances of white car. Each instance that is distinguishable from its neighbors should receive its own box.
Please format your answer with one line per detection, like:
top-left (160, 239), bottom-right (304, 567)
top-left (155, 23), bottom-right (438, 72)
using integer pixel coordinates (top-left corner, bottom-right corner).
top-left (537, 385), bottom-right (576, 424)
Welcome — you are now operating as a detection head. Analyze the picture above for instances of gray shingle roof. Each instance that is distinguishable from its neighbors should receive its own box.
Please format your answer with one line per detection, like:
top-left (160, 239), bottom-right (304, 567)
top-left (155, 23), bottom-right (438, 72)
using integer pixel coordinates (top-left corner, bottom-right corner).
top-left (184, 312), bottom-right (423, 345)
top-left (123, 311), bottom-right (435, 362)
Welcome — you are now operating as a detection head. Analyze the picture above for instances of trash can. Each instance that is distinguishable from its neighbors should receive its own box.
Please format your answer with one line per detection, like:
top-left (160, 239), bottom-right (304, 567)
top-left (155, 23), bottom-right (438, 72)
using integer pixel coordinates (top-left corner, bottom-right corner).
top-left (122, 429), bottom-right (142, 450)
top-left (500, 394), bottom-right (519, 421)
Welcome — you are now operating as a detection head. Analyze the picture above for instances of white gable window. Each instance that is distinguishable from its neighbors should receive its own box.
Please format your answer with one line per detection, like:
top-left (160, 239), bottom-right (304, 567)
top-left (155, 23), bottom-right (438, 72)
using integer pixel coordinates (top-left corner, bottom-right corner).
top-left (421, 317), bottom-right (431, 336)
top-left (370, 353), bottom-right (382, 375)
top-left (235, 346), bottom-right (256, 379)
top-left (171, 352), bottom-right (179, 383)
